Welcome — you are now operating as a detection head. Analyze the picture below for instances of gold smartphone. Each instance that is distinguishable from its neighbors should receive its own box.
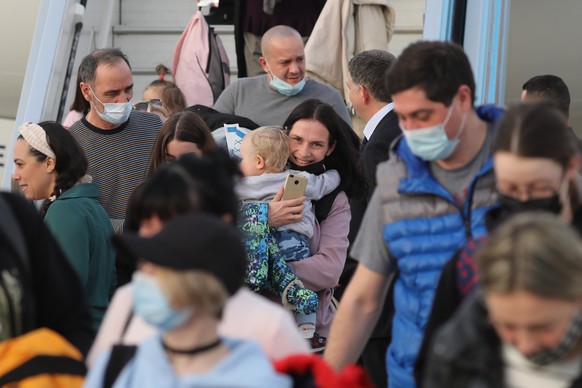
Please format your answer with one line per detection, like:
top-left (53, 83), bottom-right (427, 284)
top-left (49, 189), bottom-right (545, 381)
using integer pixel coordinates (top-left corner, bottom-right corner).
top-left (281, 174), bottom-right (308, 200)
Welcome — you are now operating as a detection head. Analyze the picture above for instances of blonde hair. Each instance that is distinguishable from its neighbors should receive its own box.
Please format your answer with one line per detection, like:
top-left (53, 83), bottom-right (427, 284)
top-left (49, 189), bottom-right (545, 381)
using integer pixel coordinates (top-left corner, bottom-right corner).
top-left (245, 126), bottom-right (289, 173)
top-left (478, 212), bottom-right (582, 301)
top-left (156, 268), bottom-right (229, 318)
top-left (147, 103), bottom-right (169, 119)
top-left (144, 64), bottom-right (186, 116)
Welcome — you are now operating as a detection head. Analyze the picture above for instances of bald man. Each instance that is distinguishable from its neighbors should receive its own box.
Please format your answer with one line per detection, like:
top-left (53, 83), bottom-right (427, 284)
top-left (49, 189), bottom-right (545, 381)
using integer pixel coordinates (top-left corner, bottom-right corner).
top-left (213, 26), bottom-right (351, 126)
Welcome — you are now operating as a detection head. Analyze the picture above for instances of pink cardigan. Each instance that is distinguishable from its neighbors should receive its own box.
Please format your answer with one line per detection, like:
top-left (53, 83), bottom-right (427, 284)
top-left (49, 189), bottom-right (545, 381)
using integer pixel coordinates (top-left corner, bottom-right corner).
top-left (289, 191), bottom-right (351, 337)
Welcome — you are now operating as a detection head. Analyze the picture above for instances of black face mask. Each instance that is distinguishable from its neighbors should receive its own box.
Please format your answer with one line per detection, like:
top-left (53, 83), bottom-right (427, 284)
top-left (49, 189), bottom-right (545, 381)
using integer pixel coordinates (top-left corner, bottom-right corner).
top-left (498, 193), bottom-right (563, 216)
top-left (288, 160), bottom-right (327, 175)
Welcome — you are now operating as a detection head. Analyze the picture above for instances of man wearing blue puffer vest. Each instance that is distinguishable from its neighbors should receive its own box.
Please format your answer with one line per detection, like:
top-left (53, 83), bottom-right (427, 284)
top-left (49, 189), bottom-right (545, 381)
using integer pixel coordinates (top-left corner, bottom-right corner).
top-left (324, 41), bottom-right (504, 388)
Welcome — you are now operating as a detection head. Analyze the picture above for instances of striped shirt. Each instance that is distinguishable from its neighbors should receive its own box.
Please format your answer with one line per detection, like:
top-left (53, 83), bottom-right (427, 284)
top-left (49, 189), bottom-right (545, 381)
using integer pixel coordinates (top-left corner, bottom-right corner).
top-left (70, 111), bottom-right (161, 231)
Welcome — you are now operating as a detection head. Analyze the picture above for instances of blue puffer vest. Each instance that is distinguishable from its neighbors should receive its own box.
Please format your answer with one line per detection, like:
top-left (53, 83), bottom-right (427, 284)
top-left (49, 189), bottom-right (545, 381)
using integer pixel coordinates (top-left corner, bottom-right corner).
top-left (379, 120), bottom-right (499, 387)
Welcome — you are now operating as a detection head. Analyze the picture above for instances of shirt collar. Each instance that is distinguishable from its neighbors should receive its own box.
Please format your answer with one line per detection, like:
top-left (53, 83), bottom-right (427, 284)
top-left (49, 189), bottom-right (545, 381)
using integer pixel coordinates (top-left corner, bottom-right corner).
top-left (363, 102), bottom-right (394, 140)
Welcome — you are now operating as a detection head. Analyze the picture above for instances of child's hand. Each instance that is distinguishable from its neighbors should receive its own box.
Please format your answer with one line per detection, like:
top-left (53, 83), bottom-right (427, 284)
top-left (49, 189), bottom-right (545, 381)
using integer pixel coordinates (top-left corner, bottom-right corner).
top-left (268, 187), bottom-right (306, 227)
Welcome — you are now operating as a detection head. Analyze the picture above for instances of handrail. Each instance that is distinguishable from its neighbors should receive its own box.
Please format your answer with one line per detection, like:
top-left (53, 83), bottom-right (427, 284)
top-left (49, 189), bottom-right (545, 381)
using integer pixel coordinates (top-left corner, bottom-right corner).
top-left (1, 0), bottom-right (70, 190)
top-left (56, 1), bottom-right (87, 123)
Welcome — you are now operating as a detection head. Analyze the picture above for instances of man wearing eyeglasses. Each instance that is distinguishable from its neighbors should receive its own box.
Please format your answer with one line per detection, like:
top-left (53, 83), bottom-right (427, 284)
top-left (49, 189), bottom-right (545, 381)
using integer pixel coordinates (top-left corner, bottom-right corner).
top-left (70, 48), bottom-right (162, 233)
top-left (213, 25), bottom-right (351, 126)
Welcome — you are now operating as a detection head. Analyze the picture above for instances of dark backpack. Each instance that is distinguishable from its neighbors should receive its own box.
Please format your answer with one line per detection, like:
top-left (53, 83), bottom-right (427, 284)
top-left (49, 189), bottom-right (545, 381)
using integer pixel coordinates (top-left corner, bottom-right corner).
top-left (206, 25), bottom-right (230, 103)
top-left (0, 196), bottom-right (86, 385)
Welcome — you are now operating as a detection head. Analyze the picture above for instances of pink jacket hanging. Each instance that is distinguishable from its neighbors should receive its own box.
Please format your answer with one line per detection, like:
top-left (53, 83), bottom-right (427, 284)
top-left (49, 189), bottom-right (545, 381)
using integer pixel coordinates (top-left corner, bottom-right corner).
top-left (173, 11), bottom-right (229, 107)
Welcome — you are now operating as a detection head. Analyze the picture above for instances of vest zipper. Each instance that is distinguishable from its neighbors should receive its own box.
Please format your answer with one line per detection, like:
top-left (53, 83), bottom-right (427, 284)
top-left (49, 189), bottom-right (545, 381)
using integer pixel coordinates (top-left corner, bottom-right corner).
top-left (463, 215), bottom-right (472, 238)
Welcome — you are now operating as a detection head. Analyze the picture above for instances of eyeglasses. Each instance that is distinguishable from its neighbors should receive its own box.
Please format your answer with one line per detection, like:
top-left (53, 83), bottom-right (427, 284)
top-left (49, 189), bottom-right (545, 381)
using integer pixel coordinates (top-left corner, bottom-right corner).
top-left (133, 99), bottom-right (163, 112)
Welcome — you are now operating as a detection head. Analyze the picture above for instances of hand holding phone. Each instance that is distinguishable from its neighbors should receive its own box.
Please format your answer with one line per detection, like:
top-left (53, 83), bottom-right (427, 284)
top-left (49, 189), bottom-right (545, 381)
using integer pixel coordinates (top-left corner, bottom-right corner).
top-left (281, 174), bottom-right (307, 201)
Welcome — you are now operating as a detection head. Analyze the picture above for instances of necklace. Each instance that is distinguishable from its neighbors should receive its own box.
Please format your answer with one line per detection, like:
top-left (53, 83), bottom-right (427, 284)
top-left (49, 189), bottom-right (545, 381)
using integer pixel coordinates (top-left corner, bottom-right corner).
top-left (161, 338), bottom-right (222, 356)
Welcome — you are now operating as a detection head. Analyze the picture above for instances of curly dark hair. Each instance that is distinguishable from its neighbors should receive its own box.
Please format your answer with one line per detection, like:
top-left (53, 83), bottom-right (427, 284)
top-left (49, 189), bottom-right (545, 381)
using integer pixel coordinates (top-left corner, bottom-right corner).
top-left (21, 121), bottom-right (88, 215)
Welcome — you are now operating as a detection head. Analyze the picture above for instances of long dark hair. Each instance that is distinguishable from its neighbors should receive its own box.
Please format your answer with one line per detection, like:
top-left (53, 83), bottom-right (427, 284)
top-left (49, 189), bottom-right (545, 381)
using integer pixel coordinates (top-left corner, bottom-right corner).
top-left (126, 151), bottom-right (240, 232)
top-left (127, 163), bottom-right (201, 231)
top-left (283, 99), bottom-right (366, 200)
top-left (494, 103), bottom-right (580, 208)
top-left (148, 111), bottom-right (217, 175)
top-left (121, 151), bottom-right (241, 289)
top-left (69, 68), bottom-right (90, 114)
top-left (21, 121), bottom-right (88, 214)
top-left (178, 152), bottom-right (241, 222)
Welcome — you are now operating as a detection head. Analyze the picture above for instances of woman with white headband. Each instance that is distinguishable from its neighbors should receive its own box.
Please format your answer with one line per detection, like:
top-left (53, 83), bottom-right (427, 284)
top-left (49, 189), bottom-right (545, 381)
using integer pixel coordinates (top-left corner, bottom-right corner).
top-left (12, 121), bottom-right (116, 330)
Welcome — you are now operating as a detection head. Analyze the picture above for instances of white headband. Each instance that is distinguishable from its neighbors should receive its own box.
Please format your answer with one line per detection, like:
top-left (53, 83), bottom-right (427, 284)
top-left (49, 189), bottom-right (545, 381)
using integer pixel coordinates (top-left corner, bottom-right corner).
top-left (18, 122), bottom-right (56, 159)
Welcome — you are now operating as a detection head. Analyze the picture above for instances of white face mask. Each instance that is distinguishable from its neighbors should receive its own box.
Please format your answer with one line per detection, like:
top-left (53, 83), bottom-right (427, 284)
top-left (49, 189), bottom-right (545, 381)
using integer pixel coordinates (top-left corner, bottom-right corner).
top-left (88, 85), bottom-right (132, 125)
top-left (265, 61), bottom-right (305, 96)
top-left (400, 101), bottom-right (467, 161)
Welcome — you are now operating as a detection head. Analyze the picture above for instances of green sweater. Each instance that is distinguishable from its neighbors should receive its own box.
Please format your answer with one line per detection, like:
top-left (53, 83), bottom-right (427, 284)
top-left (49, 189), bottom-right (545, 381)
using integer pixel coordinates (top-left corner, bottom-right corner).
top-left (45, 183), bottom-right (116, 329)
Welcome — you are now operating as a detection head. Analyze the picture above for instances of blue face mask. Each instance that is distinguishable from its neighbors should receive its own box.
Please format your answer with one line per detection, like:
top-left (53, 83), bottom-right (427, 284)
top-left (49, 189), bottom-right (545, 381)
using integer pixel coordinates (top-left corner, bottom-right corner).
top-left (133, 272), bottom-right (193, 332)
top-left (88, 85), bottom-right (132, 125)
top-left (265, 61), bottom-right (306, 96)
top-left (401, 102), bottom-right (467, 161)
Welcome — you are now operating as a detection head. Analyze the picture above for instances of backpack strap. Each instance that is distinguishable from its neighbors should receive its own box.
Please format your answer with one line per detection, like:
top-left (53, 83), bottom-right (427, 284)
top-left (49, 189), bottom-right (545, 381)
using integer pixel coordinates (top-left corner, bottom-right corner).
top-left (0, 355), bottom-right (86, 385)
top-left (119, 308), bottom-right (134, 343)
top-left (0, 195), bottom-right (30, 272)
top-left (103, 344), bottom-right (137, 388)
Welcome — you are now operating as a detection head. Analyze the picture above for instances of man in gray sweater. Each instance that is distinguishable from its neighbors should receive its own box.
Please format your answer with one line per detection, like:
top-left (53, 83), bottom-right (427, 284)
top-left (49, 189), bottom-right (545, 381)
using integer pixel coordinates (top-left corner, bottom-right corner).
top-left (213, 25), bottom-right (351, 126)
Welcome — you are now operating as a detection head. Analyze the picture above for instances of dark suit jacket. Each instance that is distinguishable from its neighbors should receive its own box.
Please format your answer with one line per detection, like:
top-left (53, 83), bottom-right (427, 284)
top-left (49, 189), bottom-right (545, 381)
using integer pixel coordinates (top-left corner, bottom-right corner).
top-left (347, 109), bottom-right (400, 247)
top-left (359, 109), bottom-right (400, 196)
top-left (340, 109), bottom-right (400, 304)
top-left (339, 109), bottom-right (400, 387)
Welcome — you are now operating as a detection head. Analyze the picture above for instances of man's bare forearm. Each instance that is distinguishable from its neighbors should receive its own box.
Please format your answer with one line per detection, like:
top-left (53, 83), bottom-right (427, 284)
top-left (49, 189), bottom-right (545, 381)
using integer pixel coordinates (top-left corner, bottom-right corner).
top-left (324, 265), bottom-right (391, 370)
